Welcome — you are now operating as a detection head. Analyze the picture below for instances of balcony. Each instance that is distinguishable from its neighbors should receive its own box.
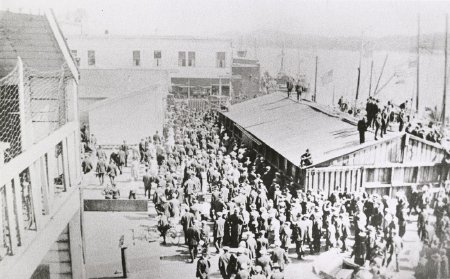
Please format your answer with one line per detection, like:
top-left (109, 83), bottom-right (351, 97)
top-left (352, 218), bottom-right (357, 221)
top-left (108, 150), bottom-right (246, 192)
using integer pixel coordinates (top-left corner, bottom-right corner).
top-left (0, 58), bottom-right (83, 278)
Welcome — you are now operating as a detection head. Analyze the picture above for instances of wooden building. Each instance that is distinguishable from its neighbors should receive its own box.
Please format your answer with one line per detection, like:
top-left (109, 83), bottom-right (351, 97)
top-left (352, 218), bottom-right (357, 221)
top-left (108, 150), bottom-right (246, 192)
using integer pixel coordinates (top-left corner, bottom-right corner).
top-left (219, 92), bottom-right (445, 197)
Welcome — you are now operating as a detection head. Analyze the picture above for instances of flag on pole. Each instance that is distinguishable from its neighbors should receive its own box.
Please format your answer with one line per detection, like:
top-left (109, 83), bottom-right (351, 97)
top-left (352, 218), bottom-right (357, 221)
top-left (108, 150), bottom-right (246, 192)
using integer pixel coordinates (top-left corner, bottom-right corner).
top-left (321, 70), bottom-right (333, 85)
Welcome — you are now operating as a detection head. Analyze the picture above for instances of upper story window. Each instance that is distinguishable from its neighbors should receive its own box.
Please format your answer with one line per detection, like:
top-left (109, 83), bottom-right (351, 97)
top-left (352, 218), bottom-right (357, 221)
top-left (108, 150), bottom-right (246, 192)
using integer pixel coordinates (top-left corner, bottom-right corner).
top-left (188, 51), bottom-right (196, 67)
top-left (88, 50), bottom-right (95, 66)
top-left (178, 51), bottom-right (186, 67)
top-left (133, 50), bottom-right (141, 66)
top-left (71, 50), bottom-right (80, 66)
top-left (216, 52), bottom-right (226, 68)
top-left (154, 50), bottom-right (162, 67)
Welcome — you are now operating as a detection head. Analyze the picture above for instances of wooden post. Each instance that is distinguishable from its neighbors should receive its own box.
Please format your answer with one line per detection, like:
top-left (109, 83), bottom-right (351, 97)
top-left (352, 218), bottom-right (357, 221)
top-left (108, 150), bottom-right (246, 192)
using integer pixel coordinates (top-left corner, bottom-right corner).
top-left (39, 156), bottom-right (50, 215)
top-left (5, 180), bottom-right (17, 253)
top-left (17, 57), bottom-right (31, 150)
top-left (29, 159), bottom-right (43, 230)
top-left (13, 175), bottom-right (24, 247)
top-left (62, 138), bottom-right (71, 190)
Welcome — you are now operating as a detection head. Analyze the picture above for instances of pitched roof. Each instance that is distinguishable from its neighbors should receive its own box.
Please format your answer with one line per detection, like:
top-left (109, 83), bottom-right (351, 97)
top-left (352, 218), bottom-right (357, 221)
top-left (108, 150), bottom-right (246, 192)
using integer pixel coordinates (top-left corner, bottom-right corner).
top-left (224, 92), bottom-right (399, 166)
top-left (78, 68), bottom-right (169, 100)
top-left (0, 11), bottom-right (67, 78)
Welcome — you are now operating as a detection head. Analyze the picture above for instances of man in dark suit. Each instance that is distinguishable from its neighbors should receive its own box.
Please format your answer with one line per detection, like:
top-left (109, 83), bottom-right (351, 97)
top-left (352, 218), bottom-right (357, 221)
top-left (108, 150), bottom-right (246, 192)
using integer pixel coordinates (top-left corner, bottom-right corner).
top-left (120, 140), bottom-right (129, 167)
top-left (139, 139), bottom-right (145, 163)
top-left (117, 149), bottom-right (126, 174)
top-left (196, 251), bottom-right (211, 278)
top-left (270, 241), bottom-right (290, 271)
top-left (142, 169), bottom-right (154, 199)
top-left (218, 246), bottom-right (231, 279)
top-left (186, 221), bottom-right (201, 263)
top-left (181, 208), bottom-right (195, 244)
top-left (357, 116), bottom-right (368, 144)
top-left (82, 155), bottom-right (93, 174)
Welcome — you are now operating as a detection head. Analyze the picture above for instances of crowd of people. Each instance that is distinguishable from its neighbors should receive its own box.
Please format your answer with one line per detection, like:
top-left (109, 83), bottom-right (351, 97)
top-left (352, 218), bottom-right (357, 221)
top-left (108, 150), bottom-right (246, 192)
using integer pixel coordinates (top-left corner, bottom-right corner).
top-left (355, 97), bottom-right (445, 145)
top-left (80, 101), bottom-right (450, 279)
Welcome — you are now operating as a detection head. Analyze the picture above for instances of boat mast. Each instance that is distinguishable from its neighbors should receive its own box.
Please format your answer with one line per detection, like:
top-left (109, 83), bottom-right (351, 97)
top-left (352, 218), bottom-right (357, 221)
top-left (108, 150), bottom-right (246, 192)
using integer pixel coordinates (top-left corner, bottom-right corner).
top-left (368, 60), bottom-right (374, 97)
top-left (280, 43), bottom-right (285, 74)
top-left (354, 32), bottom-right (363, 112)
top-left (314, 56), bottom-right (318, 102)
top-left (416, 14), bottom-right (421, 112)
top-left (442, 14), bottom-right (448, 131)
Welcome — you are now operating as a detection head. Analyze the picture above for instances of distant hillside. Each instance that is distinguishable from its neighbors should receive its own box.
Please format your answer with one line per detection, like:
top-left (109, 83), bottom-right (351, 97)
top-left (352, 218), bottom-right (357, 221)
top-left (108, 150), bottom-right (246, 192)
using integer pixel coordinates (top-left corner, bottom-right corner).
top-left (225, 29), bottom-right (445, 53)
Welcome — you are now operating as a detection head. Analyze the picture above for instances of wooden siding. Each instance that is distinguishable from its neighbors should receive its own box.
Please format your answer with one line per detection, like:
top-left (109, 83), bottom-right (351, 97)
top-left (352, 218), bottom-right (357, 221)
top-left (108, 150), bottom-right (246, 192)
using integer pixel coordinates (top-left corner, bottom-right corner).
top-left (305, 162), bottom-right (444, 197)
top-left (317, 135), bottom-right (405, 167)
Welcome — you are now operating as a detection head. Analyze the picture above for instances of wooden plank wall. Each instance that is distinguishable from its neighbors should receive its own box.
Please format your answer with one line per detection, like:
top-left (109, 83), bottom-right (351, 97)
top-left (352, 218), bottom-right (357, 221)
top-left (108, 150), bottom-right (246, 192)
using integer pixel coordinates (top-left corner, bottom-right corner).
top-left (320, 136), bottom-right (404, 167)
top-left (405, 134), bottom-right (444, 164)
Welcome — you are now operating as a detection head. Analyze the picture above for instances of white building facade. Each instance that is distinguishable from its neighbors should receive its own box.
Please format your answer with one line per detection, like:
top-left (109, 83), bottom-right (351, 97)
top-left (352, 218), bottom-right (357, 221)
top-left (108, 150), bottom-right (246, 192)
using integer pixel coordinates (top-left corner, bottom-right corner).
top-left (66, 34), bottom-right (233, 97)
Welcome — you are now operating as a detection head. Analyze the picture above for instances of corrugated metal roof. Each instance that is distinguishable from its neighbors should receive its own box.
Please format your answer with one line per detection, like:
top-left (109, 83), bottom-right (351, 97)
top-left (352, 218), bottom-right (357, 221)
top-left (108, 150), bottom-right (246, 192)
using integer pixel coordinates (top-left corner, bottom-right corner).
top-left (224, 92), bottom-right (395, 166)
top-left (78, 68), bottom-right (169, 99)
top-left (0, 11), bottom-right (66, 78)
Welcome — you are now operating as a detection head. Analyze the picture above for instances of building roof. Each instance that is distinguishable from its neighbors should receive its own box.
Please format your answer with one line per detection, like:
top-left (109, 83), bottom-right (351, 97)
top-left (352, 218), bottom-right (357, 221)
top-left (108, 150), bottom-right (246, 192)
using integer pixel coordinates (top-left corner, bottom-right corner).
top-left (67, 34), bottom-right (232, 43)
top-left (78, 68), bottom-right (169, 100)
top-left (0, 11), bottom-right (67, 78)
top-left (224, 92), bottom-right (398, 166)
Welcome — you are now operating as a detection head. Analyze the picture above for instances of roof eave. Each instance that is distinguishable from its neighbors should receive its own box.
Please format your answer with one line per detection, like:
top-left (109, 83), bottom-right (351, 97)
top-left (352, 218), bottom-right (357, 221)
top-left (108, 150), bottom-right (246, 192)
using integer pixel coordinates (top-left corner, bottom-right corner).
top-left (45, 9), bottom-right (79, 83)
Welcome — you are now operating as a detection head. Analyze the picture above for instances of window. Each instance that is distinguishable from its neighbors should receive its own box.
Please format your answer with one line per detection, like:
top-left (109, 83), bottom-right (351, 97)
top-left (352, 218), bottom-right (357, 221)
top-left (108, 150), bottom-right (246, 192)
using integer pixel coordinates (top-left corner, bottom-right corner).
top-left (154, 50), bottom-right (162, 66)
top-left (133, 50), bottom-right (141, 66)
top-left (88, 50), bottom-right (95, 66)
top-left (71, 50), bottom-right (80, 66)
top-left (216, 52), bottom-right (226, 68)
top-left (178, 51), bottom-right (186, 67)
top-left (188, 51), bottom-right (196, 67)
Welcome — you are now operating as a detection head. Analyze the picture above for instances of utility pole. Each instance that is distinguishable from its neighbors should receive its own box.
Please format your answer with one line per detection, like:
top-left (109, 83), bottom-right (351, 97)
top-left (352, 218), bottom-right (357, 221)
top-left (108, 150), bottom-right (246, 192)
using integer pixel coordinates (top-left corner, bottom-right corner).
top-left (416, 14), bottom-right (421, 112)
top-left (368, 60), bottom-right (374, 97)
top-left (314, 56), bottom-right (318, 102)
top-left (442, 14), bottom-right (448, 132)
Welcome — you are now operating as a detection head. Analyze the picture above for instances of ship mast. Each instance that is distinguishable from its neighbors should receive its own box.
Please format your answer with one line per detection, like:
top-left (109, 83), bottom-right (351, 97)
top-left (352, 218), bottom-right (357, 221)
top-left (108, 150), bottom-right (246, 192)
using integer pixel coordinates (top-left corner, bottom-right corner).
top-left (416, 14), bottom-right (421, 113)
top-left (354, 32), bottom-right (363, 113)
top-left (442, 14), bottom-right (448, 132)
top-left (279, 42), bottom-right (285, 74)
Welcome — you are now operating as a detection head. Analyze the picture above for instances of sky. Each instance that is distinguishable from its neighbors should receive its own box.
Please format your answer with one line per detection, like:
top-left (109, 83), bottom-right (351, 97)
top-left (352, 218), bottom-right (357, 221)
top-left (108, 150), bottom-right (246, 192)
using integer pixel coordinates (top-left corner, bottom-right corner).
top-left (2, 0), bottom-right (450, 38)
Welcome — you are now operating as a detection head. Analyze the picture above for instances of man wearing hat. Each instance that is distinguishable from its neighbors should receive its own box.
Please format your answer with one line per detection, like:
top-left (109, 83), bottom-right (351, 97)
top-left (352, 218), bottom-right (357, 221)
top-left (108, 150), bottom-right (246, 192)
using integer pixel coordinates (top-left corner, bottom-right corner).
top-left (270, 240), bottom-right (290, 271)
top-left (196, 250), bottom-right (211, 279)
top-left (251, 266), bottom-right (266, 279)
top-left (280, 221), bottom-right (292, 252)
top-left (256, 230), bottom-right (269, 258)
top-left (270, 262), bottom-right (285, 279)
top-left (352, 231), bottom-right (367, 266)
top-left (186, 220), bottom-right (201, 263)
top-left (200, 220), bottom-right (211, 254)
top-left (214, 213), bottom-right (226, 253)
top-left (181, 207), bottom-right (195, 244)
top-left (256, 248), bottom-right (273, 277)
top-left (235, 262), bottom-right (250, 279)
top-left (293, 214), bottom-right (311, 259)
top-left (246, 232), bottom-right (257, 260)
top-left (218, 246), bottom-right (231, 279)
top-left (235, 247), bottom-right (251, 273)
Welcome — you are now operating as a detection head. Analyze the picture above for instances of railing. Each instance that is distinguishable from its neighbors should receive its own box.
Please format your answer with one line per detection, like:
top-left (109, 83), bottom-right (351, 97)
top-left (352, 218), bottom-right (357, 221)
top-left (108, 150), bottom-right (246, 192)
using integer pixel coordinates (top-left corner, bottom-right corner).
top-left (0, 121), bottom-right (81, 266)
top-left (305, 161), bottom-right (442, 196)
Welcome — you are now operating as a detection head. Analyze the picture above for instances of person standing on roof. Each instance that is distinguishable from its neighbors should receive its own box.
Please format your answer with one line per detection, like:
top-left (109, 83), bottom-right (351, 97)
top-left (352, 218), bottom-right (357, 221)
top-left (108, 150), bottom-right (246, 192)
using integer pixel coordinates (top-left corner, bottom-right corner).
top-left (358, 116), bottom-right (368, 144)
